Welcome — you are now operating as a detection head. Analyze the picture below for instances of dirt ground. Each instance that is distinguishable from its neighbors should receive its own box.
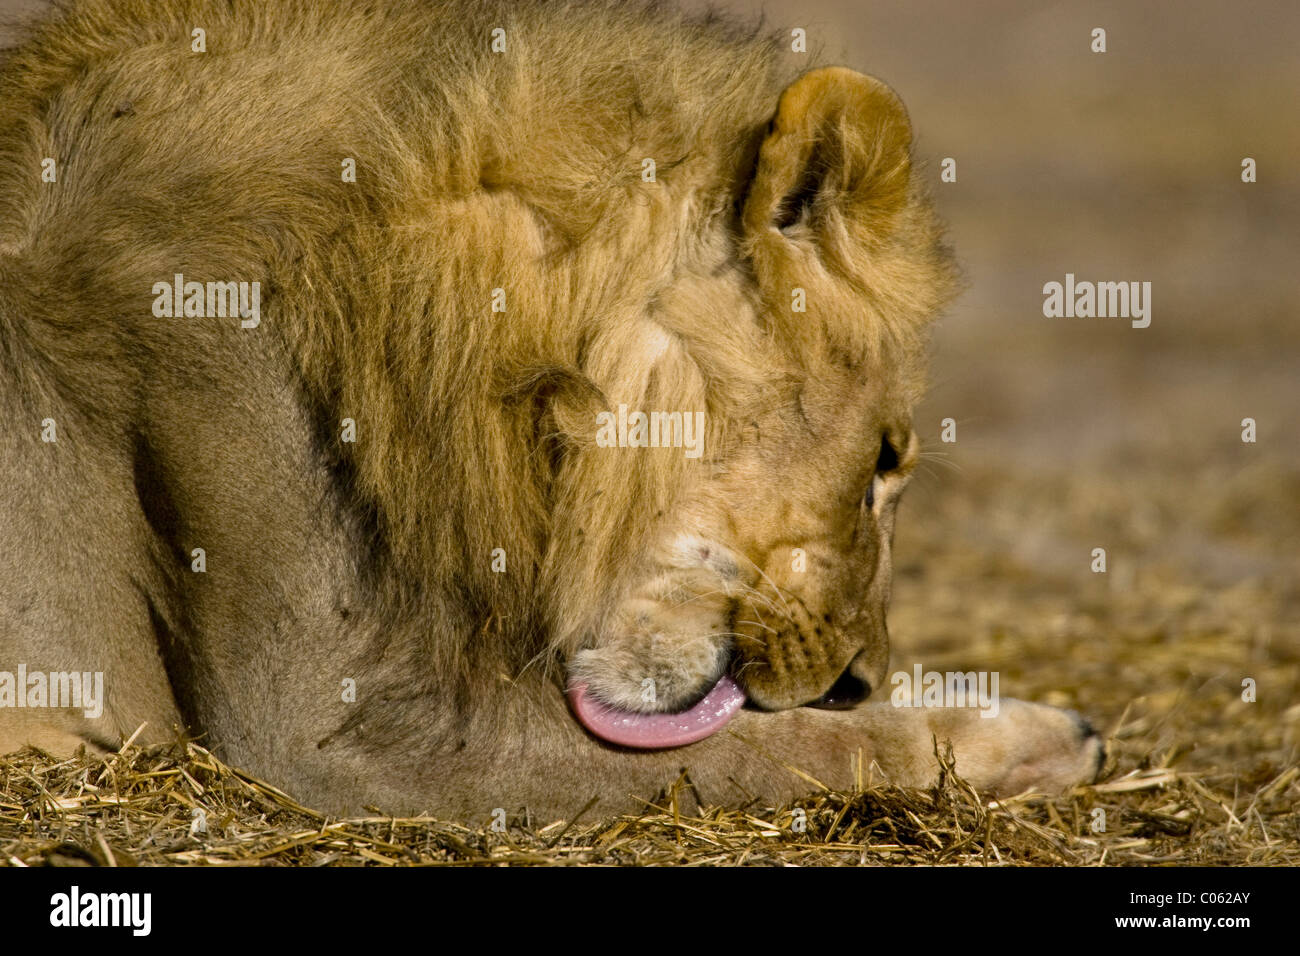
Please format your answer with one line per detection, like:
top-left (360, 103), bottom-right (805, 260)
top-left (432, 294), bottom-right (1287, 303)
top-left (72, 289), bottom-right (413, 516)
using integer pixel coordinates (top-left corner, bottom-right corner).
top-left (1, 0), bottom-right (1296, 865)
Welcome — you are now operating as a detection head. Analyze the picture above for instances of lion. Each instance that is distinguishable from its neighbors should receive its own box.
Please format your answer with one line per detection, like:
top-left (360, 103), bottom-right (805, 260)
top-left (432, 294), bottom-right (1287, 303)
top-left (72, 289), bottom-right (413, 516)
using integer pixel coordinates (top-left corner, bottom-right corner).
top-left (0, 0), bottom-right (1103, 819)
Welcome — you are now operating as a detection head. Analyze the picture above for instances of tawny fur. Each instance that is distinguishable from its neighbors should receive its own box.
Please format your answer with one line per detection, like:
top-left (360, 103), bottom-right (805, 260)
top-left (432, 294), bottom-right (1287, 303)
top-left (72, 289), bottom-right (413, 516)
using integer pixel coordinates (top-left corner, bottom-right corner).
top-left (0, 0), bottom-right (1100, 818)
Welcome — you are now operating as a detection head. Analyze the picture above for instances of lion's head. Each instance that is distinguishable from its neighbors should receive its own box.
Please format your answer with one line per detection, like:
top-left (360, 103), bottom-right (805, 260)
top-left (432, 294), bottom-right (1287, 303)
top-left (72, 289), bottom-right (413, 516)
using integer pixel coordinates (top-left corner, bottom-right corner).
top-left (292, 15), bottom-right (957, 749)
top-left (536, 66), bottom-right (959, 746)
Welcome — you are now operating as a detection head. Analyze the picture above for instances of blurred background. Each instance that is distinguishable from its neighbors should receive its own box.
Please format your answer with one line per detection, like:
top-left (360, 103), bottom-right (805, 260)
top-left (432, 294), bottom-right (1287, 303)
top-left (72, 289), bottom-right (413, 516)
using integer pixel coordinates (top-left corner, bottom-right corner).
top-left (3, 0), bottom-right (1296, 783)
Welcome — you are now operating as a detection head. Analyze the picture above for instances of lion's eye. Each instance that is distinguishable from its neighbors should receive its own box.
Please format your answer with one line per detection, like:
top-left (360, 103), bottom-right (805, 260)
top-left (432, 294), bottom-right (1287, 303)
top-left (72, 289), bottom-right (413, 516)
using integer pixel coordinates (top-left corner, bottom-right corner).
top-left (876, 436), bottom-right (900, 475)
top-left (865, 436), bottom-right (900, 509)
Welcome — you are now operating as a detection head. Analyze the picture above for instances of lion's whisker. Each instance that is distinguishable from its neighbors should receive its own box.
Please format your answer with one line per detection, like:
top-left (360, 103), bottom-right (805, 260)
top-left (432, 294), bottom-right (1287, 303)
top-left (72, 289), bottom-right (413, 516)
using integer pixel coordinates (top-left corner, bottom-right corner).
top-left (733, 552), bottom-right (796, 618)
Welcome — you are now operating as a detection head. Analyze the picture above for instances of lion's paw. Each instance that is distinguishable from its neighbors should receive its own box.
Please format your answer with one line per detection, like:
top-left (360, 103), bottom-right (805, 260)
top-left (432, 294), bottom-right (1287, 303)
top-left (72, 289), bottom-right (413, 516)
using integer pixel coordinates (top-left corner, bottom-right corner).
top-left (921, 698), bottom-right (1105, 795)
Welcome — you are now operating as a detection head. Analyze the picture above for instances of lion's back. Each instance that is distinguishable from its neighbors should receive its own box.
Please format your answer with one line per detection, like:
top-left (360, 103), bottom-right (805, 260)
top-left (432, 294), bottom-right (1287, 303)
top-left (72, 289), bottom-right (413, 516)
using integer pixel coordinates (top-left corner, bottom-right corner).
top-left (0, 0), bottom-right (787, 255)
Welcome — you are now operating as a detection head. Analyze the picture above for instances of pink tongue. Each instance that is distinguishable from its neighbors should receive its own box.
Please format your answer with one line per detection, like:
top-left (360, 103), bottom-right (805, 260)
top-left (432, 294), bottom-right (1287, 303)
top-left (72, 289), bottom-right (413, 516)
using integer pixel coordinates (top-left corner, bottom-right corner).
top-left (568, 674), bottom-right (746, 749)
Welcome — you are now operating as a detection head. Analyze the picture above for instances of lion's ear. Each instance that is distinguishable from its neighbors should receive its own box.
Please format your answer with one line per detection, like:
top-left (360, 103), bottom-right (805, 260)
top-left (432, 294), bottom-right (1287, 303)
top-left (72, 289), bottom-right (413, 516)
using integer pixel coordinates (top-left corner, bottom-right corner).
top-left (742, 67), bottom-right (912, 243)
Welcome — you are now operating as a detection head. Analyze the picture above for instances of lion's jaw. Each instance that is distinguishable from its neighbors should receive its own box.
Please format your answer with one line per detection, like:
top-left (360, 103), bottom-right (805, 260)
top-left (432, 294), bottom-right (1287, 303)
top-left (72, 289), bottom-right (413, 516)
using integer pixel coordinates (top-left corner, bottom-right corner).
top-left (566, 416), bottom-right (917, 749)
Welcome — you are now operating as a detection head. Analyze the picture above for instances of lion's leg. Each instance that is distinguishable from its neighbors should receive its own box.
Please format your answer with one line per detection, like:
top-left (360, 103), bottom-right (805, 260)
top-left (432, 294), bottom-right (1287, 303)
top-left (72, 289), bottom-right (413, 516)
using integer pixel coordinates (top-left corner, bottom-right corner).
top-left (340, 692), bottom-right (1103, 819)
top-left (562, 699), bottom-right (1105, 813)
top-left (0, 712), bottom-right (114, 758)
top-left (0, 334), bottom-right (184, 756)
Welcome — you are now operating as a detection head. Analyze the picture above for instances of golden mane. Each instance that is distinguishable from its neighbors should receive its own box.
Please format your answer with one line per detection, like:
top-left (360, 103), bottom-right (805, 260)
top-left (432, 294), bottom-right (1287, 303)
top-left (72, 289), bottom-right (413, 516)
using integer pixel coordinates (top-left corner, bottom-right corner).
top-left (0, 0), bottom-right (953, 687)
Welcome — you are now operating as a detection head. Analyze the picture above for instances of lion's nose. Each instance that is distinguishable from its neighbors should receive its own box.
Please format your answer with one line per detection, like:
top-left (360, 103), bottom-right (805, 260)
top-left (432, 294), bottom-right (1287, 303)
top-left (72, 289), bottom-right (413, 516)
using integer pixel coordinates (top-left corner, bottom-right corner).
top-left (806, 667), bottom-right (871, 710)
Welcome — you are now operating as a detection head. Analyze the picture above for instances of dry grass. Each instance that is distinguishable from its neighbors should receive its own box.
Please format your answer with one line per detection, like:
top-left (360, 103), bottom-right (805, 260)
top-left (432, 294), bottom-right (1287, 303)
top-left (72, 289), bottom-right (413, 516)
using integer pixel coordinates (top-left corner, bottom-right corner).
top-left (2, 731), bottom-right (1295, 867)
